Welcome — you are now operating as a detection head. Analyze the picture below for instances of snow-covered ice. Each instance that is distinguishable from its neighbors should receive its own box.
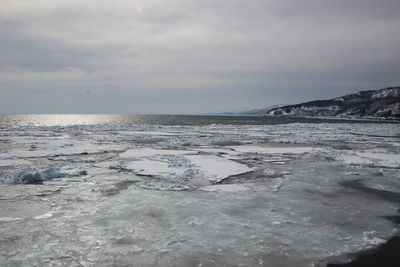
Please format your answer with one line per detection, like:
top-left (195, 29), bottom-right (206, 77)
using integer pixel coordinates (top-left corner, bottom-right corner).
top-left (124, 158), bottom-right (187, 177)
top-left (123, 154), bottom-right (252, 183)
top-left (183, 154), bottom-right (253, 182)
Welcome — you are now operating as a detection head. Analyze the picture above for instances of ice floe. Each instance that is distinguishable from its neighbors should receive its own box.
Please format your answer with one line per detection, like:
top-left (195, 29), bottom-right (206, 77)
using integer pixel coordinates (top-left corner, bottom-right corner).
top-left (124, 154), bottom-right (252, 183)
top-left (183, 155), bottom-right (253, 183)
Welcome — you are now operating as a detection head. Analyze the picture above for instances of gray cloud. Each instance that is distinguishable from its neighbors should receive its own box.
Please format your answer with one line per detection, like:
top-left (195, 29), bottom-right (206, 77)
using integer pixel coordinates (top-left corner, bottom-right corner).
top-left (1, 0), bottom-right (400, 114)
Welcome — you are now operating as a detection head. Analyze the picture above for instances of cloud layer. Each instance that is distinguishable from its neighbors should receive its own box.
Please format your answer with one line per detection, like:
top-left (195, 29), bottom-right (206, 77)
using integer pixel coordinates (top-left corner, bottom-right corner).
top-left (1, 0), bottom-right (400, 113)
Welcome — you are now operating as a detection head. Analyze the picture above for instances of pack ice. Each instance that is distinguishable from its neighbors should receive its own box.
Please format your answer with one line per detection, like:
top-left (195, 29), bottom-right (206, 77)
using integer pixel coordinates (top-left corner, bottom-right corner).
top-left (1, 120), bottom-right (400, 267)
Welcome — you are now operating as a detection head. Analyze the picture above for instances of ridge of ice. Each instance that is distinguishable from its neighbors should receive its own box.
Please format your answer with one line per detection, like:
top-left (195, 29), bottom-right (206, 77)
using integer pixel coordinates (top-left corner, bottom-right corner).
top-left (119, 148), bottom-right (195, 158)
top-left (0, 217), bottom-right (24, 223)
top-left (0, 142), bottom-right (125, 159)
top-left (1, 165), bottom-right (88, 184)
top-left (229, 145), bottom-right (316, 154)
top-left (339, 152), bottom-right (400, 168)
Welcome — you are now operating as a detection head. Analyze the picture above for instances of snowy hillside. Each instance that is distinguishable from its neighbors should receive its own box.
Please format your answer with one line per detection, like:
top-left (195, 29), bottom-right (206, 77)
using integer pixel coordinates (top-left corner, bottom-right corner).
top-left (267, 86), bottom-right (400, 118)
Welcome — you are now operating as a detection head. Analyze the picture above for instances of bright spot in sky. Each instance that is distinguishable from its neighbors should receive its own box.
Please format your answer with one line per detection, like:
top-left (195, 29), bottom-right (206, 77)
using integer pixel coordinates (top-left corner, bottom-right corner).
top-left (136, 5), bottom-right (142, 13)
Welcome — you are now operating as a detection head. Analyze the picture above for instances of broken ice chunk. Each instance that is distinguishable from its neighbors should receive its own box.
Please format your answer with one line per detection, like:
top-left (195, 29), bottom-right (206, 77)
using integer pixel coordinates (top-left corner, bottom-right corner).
top-left (1, 165), bottom-right (87, 184)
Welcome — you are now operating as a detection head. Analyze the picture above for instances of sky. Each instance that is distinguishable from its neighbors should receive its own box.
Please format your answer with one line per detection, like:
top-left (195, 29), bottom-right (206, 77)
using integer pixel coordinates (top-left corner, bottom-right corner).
top-left (1, 0), bottom-right (400, 114)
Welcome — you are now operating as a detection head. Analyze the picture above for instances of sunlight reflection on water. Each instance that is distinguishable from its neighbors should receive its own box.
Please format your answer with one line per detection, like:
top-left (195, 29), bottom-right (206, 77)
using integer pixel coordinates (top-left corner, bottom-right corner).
top-left (0, 114), bottom-right (388, 128)
top-left (0, 114), bottom-right (123, 127)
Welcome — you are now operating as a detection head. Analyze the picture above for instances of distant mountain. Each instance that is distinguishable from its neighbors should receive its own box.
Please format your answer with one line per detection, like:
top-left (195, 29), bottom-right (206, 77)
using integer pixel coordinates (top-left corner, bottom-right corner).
top-left (236, 105), bottom-right (286, 116)
top-left (215, 105), bottom-right (286, 116)
top-left (267, 86), bottom-right (400, 119)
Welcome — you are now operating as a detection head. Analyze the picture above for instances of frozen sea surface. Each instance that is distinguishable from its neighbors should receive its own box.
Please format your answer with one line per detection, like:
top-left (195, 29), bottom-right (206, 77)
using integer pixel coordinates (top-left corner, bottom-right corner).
top-left (0, 114), bottom-right (399, 266)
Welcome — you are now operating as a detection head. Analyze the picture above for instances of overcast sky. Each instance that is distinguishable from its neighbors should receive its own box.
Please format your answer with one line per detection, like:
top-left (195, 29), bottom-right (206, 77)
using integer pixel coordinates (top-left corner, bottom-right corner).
top-left (1, 0), bottom-right (400, 114)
